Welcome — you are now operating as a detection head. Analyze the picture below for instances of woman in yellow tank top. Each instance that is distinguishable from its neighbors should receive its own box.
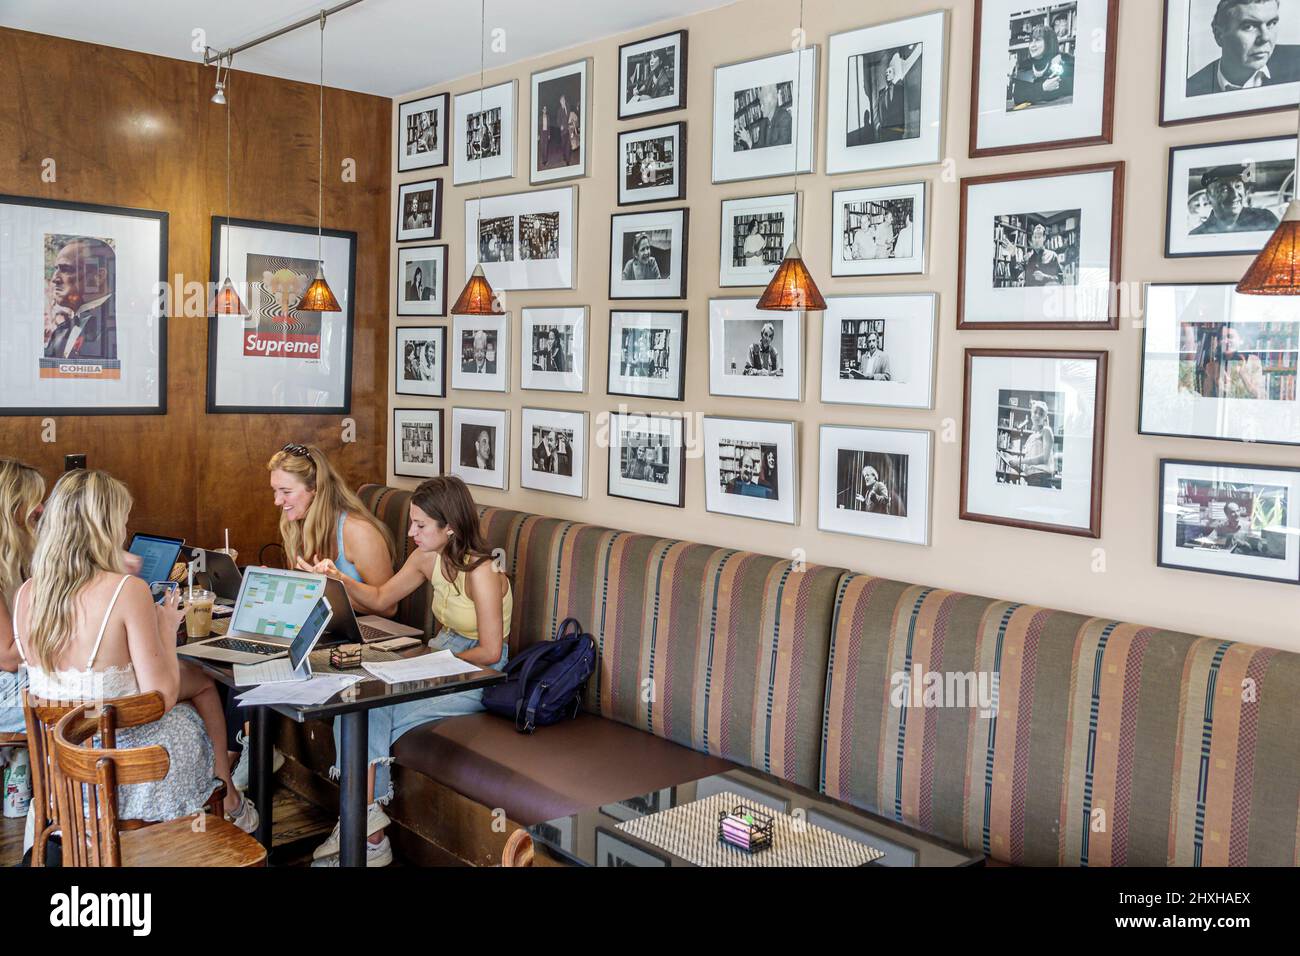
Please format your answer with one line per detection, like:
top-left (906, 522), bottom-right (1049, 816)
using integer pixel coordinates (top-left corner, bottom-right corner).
top-left (302, 476), bottom-right (511, 867)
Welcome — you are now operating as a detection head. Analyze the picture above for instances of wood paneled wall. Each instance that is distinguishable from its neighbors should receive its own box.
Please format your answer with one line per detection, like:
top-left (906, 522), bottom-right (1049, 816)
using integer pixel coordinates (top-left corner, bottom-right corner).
top-left (0, 28), bottom-right (390, 559)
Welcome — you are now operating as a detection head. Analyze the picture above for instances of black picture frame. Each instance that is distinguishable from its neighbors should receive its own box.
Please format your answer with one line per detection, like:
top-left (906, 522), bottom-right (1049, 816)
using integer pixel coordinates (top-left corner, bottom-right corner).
top-left (395, 243), bottom-right (449, 317)
top-left (617, 29), bottom-right (689, 121)
top-left (397, 91), bottom-right (450, 172)
top-left (606, 310), bottom-right (689, 402)
top-left (608, 207), bottom-right (690, 300)
top-left (396, 178), bottom-right (443, 243)
top-left (395, 325), bottom-right (447, 398)
top-left (0, 193), bottom-right (168, 417)
top-left (616, 121), bottom-right (688, 206)
top-left (393, 407), bottom-right (445, 480)
top-left (606, 409), bottom-right (687, 509)
top-left (206, 216), bottom-right (357, 415)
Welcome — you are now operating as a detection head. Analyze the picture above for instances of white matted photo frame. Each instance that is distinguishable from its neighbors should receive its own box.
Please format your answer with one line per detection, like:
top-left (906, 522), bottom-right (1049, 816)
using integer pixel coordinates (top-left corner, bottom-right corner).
top-left (398, 92), bottom-right (449, 172)
top-left (451, 312), bottom-right (509, 393)
top-left (719, 192), bottom-right (798, 287)
top-left (618, 121), bottom-right (687, 206)
top-left (393, 407), bottom-right (444, 480)
top-left (825, 11), bottom-right (947, 175)
top-left (609, 208), bottom-right (688, 299)
top-left (969, 0), bottom-right (1118, 157)
top-left (396, 179), bottom-right (442, 243)
top-left (1165, 135), bottom-right (1295, 258)
top-left (708, 298), bottom-right (803, 401)
top-left (958, 161), bottom-right (1123, 329)
top-left (453, 80), bottom-right (517, 185)
top-left (1161, 0), bottom-right (1300, 126)
top-left (395, 325), bottom-right (447, 398)
top-left (1139, 282), bottom-right (1300, 446)
top-left (450, 406), bottom-right (509, 490)
top-left (961, 348), bottom-right (1108, 538)
top-left (208, 216), bottom-right (356, 414)
top-left (396, 244), bottom-right (447, 317)
top-left (819, 425), bottom-right (933, 545)
top-left (607, 310), bottom-right (688, 401)
top-left (618, 29), bottom-right (688, 120)
top-left (0, 194), bottom-right (167, 416)
top-left (521, 306), bottom-right (587, 392)
top-left (465, 186), bottom-right (576, 290)
top-left (1158, 458), bottom-right (1300, 585)
top-left (713, 46), bottom-right (818, 184)
top-left (607, 410), bottom-right (686, 507)
top-left (831, 180), bottom-right (927, 276)
top-left (531, 59), bottom-right (588, 185)
top-left (520, 406), bottom-right (587, 498)
top-left (820, 293), bottom-right (937, 409)
top-left (703, 416), bottom-right (798, 525)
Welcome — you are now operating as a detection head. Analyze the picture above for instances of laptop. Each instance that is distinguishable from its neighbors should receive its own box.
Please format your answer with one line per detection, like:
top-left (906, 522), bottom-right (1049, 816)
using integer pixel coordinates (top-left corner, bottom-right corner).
top-left (128, 533), bottom-right (185, 600)
top-left (232, 596), bottom-right (332, 686)
top-left (178, 566), bottom-right (329, 665)
top-left (184, 547), bottom-right (242, 605)
top-left (320, 577), bottom-right (422, 645)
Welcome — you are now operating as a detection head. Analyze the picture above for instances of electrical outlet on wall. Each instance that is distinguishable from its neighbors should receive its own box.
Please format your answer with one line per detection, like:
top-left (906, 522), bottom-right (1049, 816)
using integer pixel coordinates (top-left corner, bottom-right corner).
top-left (64, 453), bottom-right (86, 471)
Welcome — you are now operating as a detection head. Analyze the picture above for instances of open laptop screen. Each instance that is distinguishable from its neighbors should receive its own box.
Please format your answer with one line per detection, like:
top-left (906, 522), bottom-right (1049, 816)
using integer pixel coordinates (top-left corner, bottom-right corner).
top-left (127, 534), bottom-right (184, 586)
top-left (234, 569), bottom-right (327, 640)
top-left (289, 597), bottom-right (331, 672)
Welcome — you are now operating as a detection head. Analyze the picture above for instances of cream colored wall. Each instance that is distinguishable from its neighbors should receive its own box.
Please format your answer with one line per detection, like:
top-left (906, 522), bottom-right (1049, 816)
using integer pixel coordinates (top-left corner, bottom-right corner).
top-left (389, 0), bottom-right (1300, 652)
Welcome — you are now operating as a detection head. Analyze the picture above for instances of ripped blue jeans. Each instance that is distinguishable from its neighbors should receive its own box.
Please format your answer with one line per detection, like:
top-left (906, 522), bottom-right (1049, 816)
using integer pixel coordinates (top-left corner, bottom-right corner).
top-left (330, 628), bottom-right (508, 805)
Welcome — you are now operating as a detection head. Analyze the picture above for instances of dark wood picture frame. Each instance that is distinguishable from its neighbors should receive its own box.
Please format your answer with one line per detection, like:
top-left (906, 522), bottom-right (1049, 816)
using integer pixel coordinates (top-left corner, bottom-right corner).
top-left (206, 215), bottom-right (357, 415)
top-left (616, 121), bottom-right (688, 206)
top-left (397, 91), bottom-right (450, 172)
top-left (0, 193), bottom-right (169, 417)
top-left (606, 409), bottom-right (687, 509)
top-left (959, 347), bottom-right (1109, 538)
top-left (395, 178), bottom-right (443, 243)
top-left (957, 161), bottom-right (1124, 330)
top-left (392, 406), bottom-right (445, 480)
top-left (608, 207), bottom-right (690, 300)
top-left (395, 325), bottom-right (447, 399)
top-left (617, 29), bottom-right (689, 121)
top-left (606, 309), bottom-right (689, 402)
top-left (968, 0), bottom-right (1120, 158)
top-left (395, 243), bottom-right (448, 317)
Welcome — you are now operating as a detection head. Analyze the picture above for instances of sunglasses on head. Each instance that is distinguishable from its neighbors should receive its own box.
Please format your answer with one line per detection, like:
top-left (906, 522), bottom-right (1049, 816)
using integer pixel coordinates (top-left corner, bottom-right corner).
top-left (282, 443), bottom-right (310, 457)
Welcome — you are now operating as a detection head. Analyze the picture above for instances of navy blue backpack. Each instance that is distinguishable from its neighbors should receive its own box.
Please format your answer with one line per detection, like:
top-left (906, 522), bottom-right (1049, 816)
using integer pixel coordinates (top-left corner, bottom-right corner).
top-left (481, 618), bottom-right (597, 733)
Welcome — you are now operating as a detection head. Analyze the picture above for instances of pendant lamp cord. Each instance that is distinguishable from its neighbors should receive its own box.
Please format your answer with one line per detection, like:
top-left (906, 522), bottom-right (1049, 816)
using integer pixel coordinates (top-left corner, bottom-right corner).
top-left (318, 11), bottom-right (326, 264)
top-left (225, 55), bottom-right (233, 282)
top-left (475, 0), bottom-right (485, 269)
top-left (792, 0), bottom-right (804, 198)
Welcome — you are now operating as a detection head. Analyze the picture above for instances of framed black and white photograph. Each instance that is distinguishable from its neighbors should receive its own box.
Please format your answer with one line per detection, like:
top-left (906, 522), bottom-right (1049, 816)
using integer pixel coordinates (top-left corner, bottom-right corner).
top-left (708, 298), bottom-right (802, 401)
top-left (703, 416), bottom-right (798, 525)
top-left (450, 406), bottom-right (509, 490)
top-left (712, 46), bottom-right (818, 184)
top-left (970, 1), bottom-right (1118, 156)
top-left (393, 407), bottom-right (444, 480)
top-left (607, 310), bottom-right (687, 401)
top-left (520, 406), bottom-right (587, 498)
top-left (961, 348), bottom-right (1108, 538)
top-left (609, 208), bottom-right (688, 299)
top-left (607, 410), bottom-right (686, 507)
top-left (208, 217), bottom-right (355, 414)
top-left (451, 312), bottom-right (509, 393)
top-left (396, 179), bottom-right (442, 243)
top-left (819, 425), bottom-right (932, 545)
top-left (398, 92), bottom-right (449, 172)
top-left (464, 185), bottom-right (576, 291)
top-left (959, 162), bottom-right (1123, 329)
top-left (1166, 135), bottom-right (1295, 258)
top-left (396, 244), bottom-right (447, 317)
top-left (594, 827), bottom-right (671, 868)
top-left (719, 192), bottom-right (798, 287)
top-left (820, 294), bottom-right (937, 409)
top-left (1161, 0), bottom-right (1300, 126)
top-left (618, 29), bottom-right (688, 120)
top-left (1158, 458), bottom-right (1300, 584)
top-left (831, 181), bottom-right (927, 276)
top-left (826, 11), bottom-right (947, 174)
top-left (395, 326), bottom-right (446, 398)
top-left (0, 194), bottom-right (167, 416)
top-left (521, 306), bottom-right (586, 392)
top-left (1140, 282), bottom-right (1300, 446)
top-left (618, 122), bottom-right (686, 206)
top-left (531, 59), bottom-right (588, 185)
top-left (453, 80), bottom-right (516, 185)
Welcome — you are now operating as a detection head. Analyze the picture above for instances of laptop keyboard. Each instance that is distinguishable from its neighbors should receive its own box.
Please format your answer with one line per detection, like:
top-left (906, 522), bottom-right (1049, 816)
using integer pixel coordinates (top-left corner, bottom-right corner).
top-left (203, 637), bottom-right (282, 656)
top-left (359, 623), bottom-right (388, 642)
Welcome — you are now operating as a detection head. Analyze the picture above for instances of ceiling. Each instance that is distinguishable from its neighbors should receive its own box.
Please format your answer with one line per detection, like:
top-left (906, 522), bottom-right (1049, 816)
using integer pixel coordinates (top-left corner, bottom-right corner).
top-left (0, 0), bottom-right (734, 97)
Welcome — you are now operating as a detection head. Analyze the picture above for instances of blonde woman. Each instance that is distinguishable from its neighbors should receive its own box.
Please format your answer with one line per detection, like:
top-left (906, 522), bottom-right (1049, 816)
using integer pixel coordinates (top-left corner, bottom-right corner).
top-left (0, 459), bottom-right (45, 735)
top-left (10, 470), bottom-right (256, 829)
top-left (267, 444), bottom-right (396, 613)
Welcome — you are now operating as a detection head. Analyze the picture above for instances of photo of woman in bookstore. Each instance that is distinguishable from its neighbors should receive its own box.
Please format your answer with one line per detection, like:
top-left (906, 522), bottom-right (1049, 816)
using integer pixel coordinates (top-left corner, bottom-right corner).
top-left (996, 390), bottom-right (1063, 489)
top-left (1178, 321), bottom-right (1295, 401)
top-left (625, 136), bottom-right (675, 190)
top-left (1005, 4), bottom-right (1076, 110)
top-left (734, 214), bottom-right (785, 267)
top-left (619, 326), bottom-right (672, 379)
top-left (992, 212), bottom-right (1079, 288)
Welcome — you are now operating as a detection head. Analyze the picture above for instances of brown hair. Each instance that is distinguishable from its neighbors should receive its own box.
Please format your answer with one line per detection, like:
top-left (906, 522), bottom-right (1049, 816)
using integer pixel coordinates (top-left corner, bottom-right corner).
top-left (409, 476), bottom-right (492, 578)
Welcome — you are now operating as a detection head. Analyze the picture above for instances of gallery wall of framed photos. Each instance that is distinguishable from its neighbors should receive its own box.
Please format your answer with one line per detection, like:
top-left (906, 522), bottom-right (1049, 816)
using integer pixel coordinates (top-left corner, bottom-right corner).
top-left (388, 0), bottom-right (1300, 653)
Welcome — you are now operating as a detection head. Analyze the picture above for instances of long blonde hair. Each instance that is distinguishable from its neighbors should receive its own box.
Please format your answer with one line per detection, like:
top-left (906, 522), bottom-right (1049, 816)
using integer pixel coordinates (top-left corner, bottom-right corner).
top-left (0, 459), bottom-right (46, 608)
top-left (25, 470), bottom-right (130, 671)
top-left (266, 445), bottom-right (394, 569)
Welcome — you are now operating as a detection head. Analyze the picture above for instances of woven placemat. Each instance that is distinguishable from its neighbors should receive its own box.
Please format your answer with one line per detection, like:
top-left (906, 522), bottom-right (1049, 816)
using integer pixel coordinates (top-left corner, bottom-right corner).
top-left (615, 791), bottom-right (884, 867)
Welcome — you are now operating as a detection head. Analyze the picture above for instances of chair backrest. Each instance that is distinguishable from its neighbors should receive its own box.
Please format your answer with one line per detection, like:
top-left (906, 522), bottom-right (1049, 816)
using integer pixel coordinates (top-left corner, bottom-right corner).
top-left (51, 699), bottom-right (169, 867)
top-left (23, 691), bottom-right (77, 866)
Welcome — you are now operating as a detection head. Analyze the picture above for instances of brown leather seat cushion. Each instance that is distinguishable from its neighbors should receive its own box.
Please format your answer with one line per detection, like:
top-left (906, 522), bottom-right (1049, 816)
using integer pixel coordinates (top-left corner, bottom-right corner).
top-left (392, 712), bottom-right (734, 826)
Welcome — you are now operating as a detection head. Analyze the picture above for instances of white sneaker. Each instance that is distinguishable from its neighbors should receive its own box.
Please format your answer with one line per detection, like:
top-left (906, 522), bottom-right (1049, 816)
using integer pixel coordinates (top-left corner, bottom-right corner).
top-left (311, 834), bottom-right (393, 868)
top-left (231, 731), bottom-right (285, 792)
top-left (224, 795), bottom-right (260, 834)
top-left (311, 802), bottom-right (391, 860)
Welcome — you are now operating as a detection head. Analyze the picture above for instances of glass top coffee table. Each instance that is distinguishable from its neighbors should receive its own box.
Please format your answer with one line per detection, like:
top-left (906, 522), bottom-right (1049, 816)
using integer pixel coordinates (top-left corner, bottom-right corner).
top-left (528, 767), bottom-right (983, 867)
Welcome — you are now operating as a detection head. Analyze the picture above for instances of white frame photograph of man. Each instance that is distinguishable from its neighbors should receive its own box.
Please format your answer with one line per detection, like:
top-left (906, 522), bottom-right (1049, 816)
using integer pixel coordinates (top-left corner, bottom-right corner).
top-left (708, 298), bottom-right (803, 401)
top-left (520, 406), bottom-right (587, 498)
top-left (820, 293), bottom-right (937, 409)
top-left (395, 325), bottom-right (447, 398)
top-left (530, 59), bottom-right (588, 185)
top-left (521, 306), bottom-right (587, 393)
top-left (451, 312), bottom-right (509, 393)
top-left (453, 80), bottom-right (517, 185)
top-left (831, 180), bottom-right (927, 276)
top-left (702, 416), bottom-right (799, 525)
top-left (818, 424), bottom-right (933, 546)
top-left (712, 46), bottom-right (818, 183)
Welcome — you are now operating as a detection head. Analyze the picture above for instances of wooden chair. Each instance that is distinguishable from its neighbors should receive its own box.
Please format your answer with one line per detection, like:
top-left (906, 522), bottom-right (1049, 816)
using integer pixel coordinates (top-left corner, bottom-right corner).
top-left (501, 827), bottom-right (534, 867)
top-left (51, 703), bottom-right (265, 867)
top-left (23, 690), bottom-right (225, 866)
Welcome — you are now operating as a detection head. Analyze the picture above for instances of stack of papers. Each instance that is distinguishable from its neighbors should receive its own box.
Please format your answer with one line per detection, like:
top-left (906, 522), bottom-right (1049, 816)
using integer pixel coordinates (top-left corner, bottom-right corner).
top-left (235, 673), bottom-right (362, 707)
top-left (361, 649), bottom-right (481, 684)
